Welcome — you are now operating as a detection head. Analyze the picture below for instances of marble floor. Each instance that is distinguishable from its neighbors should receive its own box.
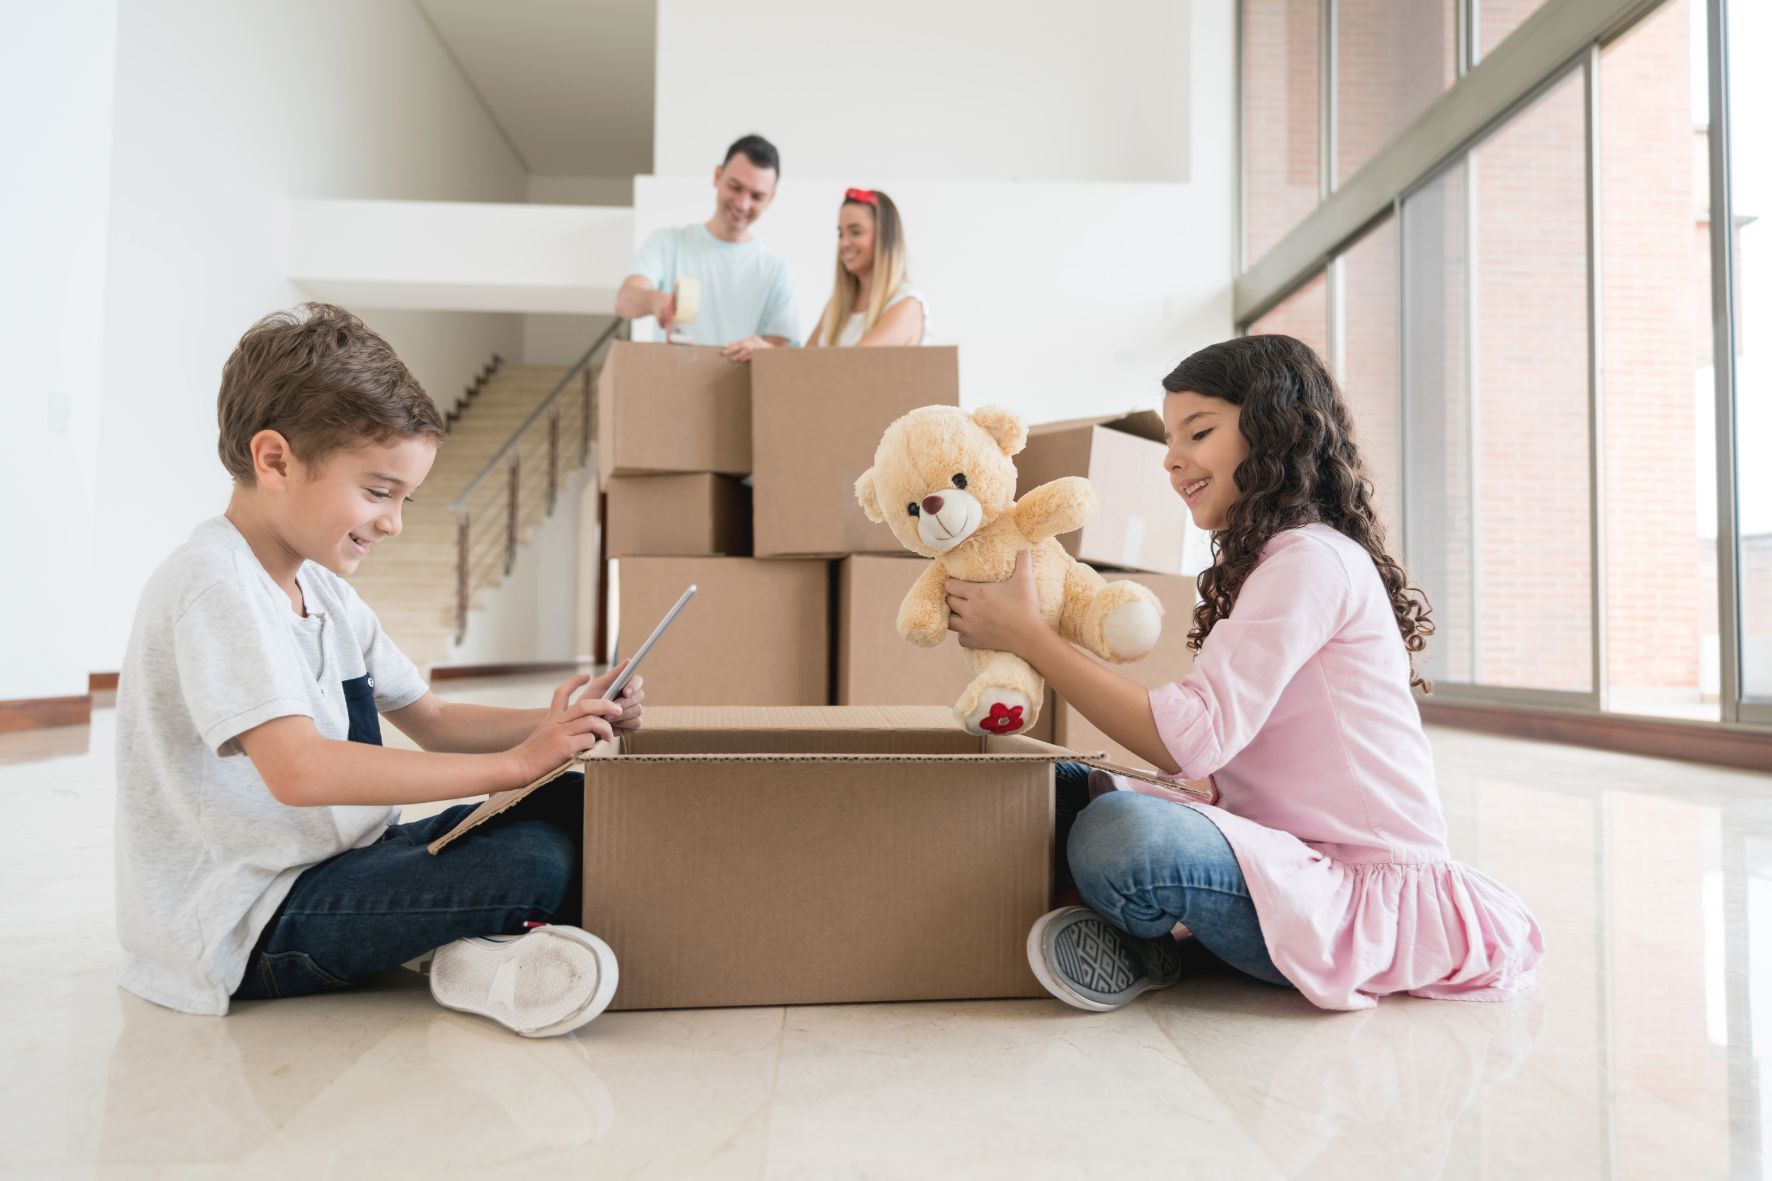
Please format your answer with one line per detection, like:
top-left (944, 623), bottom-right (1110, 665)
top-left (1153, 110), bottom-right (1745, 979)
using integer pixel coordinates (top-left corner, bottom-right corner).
top-left (2, 675), bottom-right (1769, 1179)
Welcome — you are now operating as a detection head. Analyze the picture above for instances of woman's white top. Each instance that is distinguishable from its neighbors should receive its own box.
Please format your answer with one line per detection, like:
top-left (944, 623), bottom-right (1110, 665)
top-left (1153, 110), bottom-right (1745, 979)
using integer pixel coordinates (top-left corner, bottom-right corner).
top-left (836, 283), bottom-right (931, 346)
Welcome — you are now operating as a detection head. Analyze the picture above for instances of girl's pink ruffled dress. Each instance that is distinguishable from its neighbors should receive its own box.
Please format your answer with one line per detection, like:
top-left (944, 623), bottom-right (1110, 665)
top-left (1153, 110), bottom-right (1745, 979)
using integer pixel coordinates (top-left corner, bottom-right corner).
top-left (1109, 523), bottom-right (1544, 1011)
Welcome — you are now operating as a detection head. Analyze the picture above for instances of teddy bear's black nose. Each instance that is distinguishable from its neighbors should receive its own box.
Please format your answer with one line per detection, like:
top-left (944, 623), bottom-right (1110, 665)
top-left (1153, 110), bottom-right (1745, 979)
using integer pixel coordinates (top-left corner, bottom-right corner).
top-left (921, 494), bottom-right (945, 515)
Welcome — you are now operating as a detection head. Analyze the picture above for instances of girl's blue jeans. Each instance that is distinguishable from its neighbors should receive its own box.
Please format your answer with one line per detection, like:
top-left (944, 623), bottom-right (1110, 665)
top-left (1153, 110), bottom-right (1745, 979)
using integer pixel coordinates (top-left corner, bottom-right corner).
top-left (1058, 765), bottom-right (1292, 988)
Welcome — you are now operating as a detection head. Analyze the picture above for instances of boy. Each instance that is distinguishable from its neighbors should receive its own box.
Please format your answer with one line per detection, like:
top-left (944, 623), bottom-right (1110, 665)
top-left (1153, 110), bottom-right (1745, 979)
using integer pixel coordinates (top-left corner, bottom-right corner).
top-left (114, 303), bottom-right (639, 1037)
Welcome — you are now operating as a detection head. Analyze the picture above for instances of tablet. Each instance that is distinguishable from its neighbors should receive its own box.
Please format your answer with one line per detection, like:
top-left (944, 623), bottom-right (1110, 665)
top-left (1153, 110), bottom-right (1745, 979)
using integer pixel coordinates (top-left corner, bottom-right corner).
top-left (602, 583), bottom-right (697, 700)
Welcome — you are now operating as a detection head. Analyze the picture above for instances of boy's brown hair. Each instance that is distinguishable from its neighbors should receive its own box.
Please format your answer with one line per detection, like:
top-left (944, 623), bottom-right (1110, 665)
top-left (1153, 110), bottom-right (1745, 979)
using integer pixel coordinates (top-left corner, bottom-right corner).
top-left (217, 303), bottom-right (445, 484)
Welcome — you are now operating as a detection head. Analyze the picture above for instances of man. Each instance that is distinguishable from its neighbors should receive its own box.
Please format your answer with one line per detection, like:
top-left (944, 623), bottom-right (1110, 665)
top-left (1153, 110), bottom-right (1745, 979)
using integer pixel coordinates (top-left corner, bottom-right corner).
top-left (616, 134), bottom-right (802, 361)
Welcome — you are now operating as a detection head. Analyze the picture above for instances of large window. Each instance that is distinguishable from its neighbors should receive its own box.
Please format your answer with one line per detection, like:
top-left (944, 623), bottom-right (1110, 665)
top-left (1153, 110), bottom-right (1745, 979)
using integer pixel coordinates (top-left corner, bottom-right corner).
top-left (1336, 218), bottom-right (1403, 555)
top-left (1239, 0), bottom-right (1767, 727)
top-left (1243, 0), bottom-right (1321, 264)
top-left (1728, 0), bottom-right (1770, 705)
top-left (1403, 69), bottom-right (1593, 697)
top-left (1334, 0), bottom-right (1456, 186)
top-left (1248, 272), bottom-right (1329, 362)
top-left (1477, 0), bottom-right (1554, 60)
top-left (1599, 0), bottom-right (1719, 718)
top-left (1403, 163), bottom-right (1476, 686)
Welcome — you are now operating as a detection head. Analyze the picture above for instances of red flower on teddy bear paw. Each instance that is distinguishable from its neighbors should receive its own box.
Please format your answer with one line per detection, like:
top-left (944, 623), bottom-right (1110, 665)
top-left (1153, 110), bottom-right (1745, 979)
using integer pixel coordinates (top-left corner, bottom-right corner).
top-left (980, 702), bottom-right (1025, 734)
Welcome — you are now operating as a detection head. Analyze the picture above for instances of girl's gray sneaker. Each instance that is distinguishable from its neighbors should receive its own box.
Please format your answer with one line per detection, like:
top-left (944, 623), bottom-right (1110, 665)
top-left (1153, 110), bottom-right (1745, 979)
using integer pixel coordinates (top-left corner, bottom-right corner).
top-left (1027, 906), bottom-right (1184, 1012)
top-left (430, 925), bottom-right (618, 1037)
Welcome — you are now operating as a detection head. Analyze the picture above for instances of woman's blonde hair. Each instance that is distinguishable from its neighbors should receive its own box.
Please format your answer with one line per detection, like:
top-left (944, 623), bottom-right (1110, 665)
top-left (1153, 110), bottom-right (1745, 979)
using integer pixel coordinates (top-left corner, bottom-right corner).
top-left (816, 189), bottom-right (908, 346)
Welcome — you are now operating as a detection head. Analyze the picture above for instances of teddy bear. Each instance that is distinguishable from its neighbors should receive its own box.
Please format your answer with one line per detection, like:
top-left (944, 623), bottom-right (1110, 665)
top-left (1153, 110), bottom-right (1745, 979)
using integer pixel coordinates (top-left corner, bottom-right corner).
top-left (854, 404), bottom-right (1164, 736)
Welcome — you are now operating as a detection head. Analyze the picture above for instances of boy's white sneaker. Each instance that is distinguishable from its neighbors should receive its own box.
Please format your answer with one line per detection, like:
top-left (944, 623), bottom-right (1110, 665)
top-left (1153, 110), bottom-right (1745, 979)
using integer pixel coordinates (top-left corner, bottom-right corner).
top-left (429, 925), bottom-right (618, 1037)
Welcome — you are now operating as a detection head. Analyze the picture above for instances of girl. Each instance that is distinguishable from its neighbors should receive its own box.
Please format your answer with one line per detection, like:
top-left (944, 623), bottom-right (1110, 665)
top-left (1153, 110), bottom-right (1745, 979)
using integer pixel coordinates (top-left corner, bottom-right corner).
top-left (809, 187), bottom-right (931, 347)
top-left (944, 335), bottom-right (1544, 1012)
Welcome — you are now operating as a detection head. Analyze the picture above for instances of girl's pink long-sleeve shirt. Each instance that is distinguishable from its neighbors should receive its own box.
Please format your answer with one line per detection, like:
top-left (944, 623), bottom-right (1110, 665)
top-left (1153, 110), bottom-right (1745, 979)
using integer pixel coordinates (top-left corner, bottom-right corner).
top-left (1117, 523), bottom-right (1544, 1010)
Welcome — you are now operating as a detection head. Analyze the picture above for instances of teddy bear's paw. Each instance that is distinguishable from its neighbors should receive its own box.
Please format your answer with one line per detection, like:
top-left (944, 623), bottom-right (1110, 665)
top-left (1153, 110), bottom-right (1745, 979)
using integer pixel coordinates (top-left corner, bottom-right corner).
top-left (959, 689), bottom-right (1034, 737)
top-left (1102, 598), bottom-right (1162, 661)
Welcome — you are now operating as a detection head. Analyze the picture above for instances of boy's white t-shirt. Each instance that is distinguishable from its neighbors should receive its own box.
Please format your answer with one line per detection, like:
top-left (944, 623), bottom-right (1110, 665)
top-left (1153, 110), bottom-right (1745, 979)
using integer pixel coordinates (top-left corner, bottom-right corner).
top-left (629, 223), bottom-right (803, 346)
top-left (113, 516), bottom-right (428, 1015)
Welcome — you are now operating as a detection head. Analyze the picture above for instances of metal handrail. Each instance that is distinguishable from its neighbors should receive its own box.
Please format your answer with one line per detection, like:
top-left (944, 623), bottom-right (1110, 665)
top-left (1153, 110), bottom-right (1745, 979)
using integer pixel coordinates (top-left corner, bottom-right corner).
top-left (447, 317), bottom-right (627, 640)
top-left (449, 316), bottom-right (625, 514)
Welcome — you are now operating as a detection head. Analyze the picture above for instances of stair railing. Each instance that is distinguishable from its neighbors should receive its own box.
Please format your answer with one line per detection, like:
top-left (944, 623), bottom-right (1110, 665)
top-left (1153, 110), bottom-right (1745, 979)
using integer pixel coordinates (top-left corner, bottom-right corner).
top-left (447, 318), bottom-right (627, 642)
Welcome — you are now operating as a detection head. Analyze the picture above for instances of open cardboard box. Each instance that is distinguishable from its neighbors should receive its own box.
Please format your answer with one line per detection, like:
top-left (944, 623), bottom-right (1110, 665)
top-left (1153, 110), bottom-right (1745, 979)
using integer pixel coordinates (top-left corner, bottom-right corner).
top-left (429, 705), bottom-right (1202, 1010)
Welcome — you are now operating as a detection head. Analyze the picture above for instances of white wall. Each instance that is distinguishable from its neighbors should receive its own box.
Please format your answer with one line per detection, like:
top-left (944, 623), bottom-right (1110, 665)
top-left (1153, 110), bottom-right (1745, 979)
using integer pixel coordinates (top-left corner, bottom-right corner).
top-left (0, 2), bottom-right (119, 701)
top-left (638, 0), bottom-right (1234, 428)
top-left (287, 198), bottom-right (634, 314)
top-left (654, 0), bottom-right (1193, 184)
top-left (88, 0), bottom-right (532, 675)
top-left (521, 175), bottom-right (632, 365)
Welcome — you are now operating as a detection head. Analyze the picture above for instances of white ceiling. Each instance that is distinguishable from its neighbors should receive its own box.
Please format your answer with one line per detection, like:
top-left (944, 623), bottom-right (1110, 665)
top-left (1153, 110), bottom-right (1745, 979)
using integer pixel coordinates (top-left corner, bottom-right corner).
top-left (416, 0), bottom-right (654, 179)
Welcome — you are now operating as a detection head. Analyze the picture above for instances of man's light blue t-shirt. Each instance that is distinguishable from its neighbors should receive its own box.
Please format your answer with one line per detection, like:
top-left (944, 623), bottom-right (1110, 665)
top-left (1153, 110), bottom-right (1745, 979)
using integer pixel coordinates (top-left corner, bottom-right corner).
top-left (631, 224), bottom-right (803, 347)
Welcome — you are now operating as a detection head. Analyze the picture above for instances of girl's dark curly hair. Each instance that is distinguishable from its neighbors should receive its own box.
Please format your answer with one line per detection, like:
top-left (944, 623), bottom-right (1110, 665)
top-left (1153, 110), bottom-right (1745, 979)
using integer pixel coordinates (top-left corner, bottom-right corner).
top-left (1163, 334), bottom-right (1435, 692)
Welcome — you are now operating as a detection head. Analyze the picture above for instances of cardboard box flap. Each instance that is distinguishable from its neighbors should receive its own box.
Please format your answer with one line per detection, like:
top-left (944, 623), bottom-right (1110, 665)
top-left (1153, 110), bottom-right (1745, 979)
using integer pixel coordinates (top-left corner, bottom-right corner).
top-left (1028, 409), bottom-right (1165, 443)
top-left (427, 708), bottom-right (1102, 855)
top-left (425, 756), bottom-right (591, 854)
top-left (1073, 756), bottom-right (1214, 799)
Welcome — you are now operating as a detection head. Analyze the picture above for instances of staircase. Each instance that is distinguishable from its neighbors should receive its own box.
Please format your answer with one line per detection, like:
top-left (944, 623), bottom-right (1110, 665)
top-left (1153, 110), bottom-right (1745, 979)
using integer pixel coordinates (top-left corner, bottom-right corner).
top-left (348, 326), bottom-right (619, 671)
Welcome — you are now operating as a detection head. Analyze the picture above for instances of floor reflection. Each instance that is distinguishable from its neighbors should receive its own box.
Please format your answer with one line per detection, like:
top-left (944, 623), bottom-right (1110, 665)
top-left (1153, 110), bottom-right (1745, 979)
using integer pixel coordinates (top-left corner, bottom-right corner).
top-left (0, 679), bottom-right (1765, 1177)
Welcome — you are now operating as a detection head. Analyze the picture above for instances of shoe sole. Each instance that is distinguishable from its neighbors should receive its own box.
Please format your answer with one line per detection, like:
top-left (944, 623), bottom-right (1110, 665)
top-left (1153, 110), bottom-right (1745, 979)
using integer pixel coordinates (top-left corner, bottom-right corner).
top-left (431, 926), bottom-right (620, 1038)
top-left (1026, 907), bottom-right (1171, 1013)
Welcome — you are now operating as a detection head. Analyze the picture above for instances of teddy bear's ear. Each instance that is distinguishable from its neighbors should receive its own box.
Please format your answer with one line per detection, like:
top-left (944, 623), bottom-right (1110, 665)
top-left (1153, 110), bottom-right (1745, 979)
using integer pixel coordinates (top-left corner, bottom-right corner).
top-left (971, 405), bottom-right (1028, 457)
top-left (854, 468), bottom-right (886, 523)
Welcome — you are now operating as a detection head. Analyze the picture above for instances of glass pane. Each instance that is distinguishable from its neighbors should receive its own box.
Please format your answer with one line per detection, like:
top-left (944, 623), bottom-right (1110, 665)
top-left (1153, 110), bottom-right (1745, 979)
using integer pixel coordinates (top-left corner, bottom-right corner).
top-left (1403, 163), bottom-right (1475, 685)
top-left (1334, 0), bottom-right (1457, 186)
top-left (1248, 271), bottom-right (1330, 364)
top-left (1337, 218), bottom-right (1403, 547)
top-left (1243, 0), bottom-right (1320, 264)
top-left (1477, 0), bottom-right (1553, 61)
top-left (1471, 68), bottom-right (1592, 692)
top-left (1729, 0), bottom-right (1772, 700)
top-left (1600, 0), bottom-right (1719, 720)
top-left (1403, 70), bottom-right (1591, 693)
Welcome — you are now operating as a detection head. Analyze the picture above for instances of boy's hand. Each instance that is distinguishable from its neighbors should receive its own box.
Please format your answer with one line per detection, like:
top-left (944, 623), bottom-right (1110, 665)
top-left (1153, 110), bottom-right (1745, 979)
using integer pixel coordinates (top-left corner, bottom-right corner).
top-left (587, 660), bottom-right (645, 737)
top-left (509, 675), bottom-right (622, 784)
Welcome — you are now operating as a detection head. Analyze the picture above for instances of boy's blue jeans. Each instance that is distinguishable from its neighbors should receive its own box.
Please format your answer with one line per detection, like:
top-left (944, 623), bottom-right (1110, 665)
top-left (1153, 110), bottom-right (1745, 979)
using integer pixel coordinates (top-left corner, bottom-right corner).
top-left (232, 775), bottom-right (585, 1001)
top-left (1058, 766), bottom-right (1291, 988)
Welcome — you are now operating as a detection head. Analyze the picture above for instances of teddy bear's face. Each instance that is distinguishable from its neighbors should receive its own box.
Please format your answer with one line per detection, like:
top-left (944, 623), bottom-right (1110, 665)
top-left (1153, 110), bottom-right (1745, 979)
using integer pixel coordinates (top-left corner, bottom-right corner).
top-left (855, 406), bottom-right (1025, 557)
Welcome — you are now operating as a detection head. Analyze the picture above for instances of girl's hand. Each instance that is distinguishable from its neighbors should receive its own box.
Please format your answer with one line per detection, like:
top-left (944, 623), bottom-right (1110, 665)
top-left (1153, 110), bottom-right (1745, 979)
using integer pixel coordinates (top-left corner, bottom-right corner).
top-left (586, 660), bottom-right (645, 736)
top-left (508, 675), bottom-right (622, 784)
top-left (720, 335), bottom-right (772, 363)
top-left (946, 550), bottom-right (1046, 657)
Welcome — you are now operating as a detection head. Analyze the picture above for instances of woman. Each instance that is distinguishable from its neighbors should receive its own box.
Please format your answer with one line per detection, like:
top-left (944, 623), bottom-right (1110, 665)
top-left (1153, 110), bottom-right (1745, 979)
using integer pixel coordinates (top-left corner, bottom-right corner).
top-left (810, 188), bottom-right (930, 347)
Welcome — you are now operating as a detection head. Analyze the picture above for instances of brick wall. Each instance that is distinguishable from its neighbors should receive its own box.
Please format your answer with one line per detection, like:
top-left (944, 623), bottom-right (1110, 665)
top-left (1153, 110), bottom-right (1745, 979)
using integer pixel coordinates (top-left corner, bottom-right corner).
top-left (1472, 69), bottom-right (1593, 691)
top-left (1242, 0), bottom-right (1320, 263)
top-left (1600, 0), bottom-right (1706, 693)
top-left (1333, 0), bottom-right (1455, 185)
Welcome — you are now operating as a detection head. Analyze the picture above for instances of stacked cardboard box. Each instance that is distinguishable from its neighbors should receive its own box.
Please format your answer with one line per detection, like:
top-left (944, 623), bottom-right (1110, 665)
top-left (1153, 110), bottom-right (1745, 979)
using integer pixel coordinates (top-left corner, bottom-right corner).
top-left (597, 342), bottom-right (1196, 725)
top-left (597, 343), bottom-right (962, 709)
top-left (540, 345), bottom-right (1209, 1010)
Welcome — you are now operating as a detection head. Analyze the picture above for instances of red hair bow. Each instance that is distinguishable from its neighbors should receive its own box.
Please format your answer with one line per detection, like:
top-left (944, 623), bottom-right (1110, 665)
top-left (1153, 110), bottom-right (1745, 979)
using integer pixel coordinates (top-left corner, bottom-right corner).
top-left (844, 187), bottom-right (878, 206)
